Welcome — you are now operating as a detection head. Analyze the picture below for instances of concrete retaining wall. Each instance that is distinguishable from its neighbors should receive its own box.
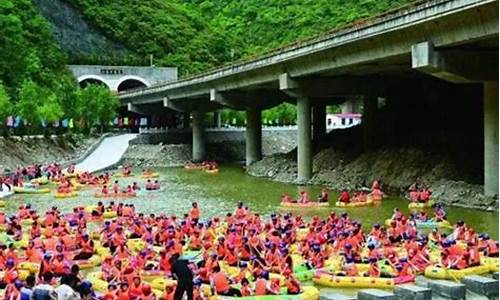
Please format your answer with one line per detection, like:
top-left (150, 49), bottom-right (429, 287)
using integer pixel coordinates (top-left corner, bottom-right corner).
top-left (130, 129), bottom-right (297, 161)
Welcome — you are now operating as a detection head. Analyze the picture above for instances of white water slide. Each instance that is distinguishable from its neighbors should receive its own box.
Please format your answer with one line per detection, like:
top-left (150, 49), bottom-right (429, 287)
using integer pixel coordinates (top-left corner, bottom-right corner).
top-left (75, 134), bottom-right (136, 173)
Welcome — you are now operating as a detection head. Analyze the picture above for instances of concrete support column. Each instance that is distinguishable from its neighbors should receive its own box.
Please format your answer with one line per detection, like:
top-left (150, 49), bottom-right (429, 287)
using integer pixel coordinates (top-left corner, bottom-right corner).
top-left (182, 113), bottom-right (190, 129)
top-left (214, 111), bottom-right (222, 128)
top-left (192, 111), bottom-right (206, 162)
top-left (245, 107), bottom-right (262, 166)
top-left (363, 96), bottom-right (378, 151)
top-left (297, 96), bottom-right (312, 182)
top-left (312, 105), bottom-right (326, 141)
top-left (484, 81), bottom-right (498, 196)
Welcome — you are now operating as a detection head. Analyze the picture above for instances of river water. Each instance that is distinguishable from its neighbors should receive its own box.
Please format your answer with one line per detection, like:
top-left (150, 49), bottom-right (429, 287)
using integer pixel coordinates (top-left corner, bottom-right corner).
top-left (6, 164), bottom-right (499, 238)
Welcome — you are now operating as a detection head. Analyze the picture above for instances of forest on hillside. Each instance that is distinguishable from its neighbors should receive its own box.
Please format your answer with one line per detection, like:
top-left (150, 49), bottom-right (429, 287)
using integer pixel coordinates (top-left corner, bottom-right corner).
top-left (63, 0), bottom-right (413, 76)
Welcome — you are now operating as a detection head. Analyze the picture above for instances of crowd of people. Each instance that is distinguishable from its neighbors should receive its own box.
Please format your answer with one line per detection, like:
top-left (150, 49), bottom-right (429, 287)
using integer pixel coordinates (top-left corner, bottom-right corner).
top-left (0, 198), bottom-right (495, 299)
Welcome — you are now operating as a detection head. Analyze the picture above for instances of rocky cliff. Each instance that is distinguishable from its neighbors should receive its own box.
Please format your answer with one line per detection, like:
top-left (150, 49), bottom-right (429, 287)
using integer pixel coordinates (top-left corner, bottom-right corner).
top-left (33, 0), bottom-right (129, 61)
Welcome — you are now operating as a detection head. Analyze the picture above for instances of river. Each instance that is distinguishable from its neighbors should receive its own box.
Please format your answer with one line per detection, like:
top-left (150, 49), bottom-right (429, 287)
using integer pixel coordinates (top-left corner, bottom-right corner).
top-left (6, 164), bottom-right (499, 239)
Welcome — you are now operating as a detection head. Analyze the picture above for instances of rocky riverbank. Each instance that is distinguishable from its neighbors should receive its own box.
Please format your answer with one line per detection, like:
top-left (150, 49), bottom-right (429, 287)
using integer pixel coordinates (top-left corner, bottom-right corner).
top-left (0, 134), bottom-right (99, 171)
top-left (122, 129), bottom-right (298, 168)
top-left (247, 146), bottom-right (498, 211)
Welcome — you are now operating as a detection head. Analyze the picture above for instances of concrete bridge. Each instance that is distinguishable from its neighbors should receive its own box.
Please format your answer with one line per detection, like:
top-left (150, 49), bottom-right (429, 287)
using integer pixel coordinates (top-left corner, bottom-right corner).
top-left (118, 0), bottom-right (499, 195)
top-left (68, 65), bottom-right (178, 92)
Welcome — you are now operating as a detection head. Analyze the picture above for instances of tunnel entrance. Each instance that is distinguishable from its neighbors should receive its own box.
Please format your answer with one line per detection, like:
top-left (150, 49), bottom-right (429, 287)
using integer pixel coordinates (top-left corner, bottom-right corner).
top-left (79, 78), bottom-right (109, 89)
top-left (117, 79), bottom-right (147, 92)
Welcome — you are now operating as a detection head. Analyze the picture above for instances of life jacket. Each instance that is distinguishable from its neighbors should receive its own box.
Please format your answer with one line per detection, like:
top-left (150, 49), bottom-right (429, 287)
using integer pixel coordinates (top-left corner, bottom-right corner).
top-left (456, 256), bottom-right (468, 270)
top-left (129, 283), bottom-right (143, 298)
top-left (158, 255), bottom-right (170, 272)
top-left (3, 268), bottom-right (17, 284)
top-left (81, 239), bottom-right (93, 254)
top-left (52, 259), bottom-right (66, 274)
top-left (254, 278), bottom-right (267, 295)
top-left (190, 207), bottom-right (200, 220)
top-left (190, 236), bottom-right (202, 250)
top-left (235, 208), bottom-right (246, 219)
top-left (40, 260), bottom-right (51, 276)
top-left (286, 277), bottom-right (300, 294)
top-left (468, 247), bottom-right (481, 265)
top-left (368, 264), bottom-right (380, 277)
top-left (117, 290), bottom-right (129, 300)
top-left (241, 285), bottom-right (252, 297)
top-left (487, 240), bottom-right (499, 255)
top-left (213, 272), bottom-right (230, 294)
top-left (163, 290), bottom-right (174, 300)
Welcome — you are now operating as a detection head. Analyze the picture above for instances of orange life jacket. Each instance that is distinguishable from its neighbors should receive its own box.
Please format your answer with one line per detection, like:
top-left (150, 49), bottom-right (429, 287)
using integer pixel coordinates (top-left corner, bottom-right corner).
top-left (213, 272), bottom-right (230, 294)
top-left (254, 278), bottom-right (267, 296)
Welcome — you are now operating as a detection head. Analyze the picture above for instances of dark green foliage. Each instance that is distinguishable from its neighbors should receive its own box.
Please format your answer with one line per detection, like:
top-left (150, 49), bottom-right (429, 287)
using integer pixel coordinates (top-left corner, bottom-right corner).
top-left (62, 0), bottom-right (413, 76)
top-left (0, 0), bottom-right (119, 133)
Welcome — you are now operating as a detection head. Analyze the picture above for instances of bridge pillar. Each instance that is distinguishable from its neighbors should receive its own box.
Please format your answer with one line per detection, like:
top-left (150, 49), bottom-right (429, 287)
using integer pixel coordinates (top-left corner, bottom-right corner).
top-left (297, 96), bottom-right (312, 182)
top-left (313, 104), bottom-right (326, 141)
top-left (192, 111), bottom-right (206, 162)
top-left (246, 107), bottom-right (262, 166)
top-left (484, 81), bottom-right (498, 196)
top-left (363, 96), bottom-right (378, 151)
top-left (214, 111), bottom-right (222, 128)
top-left (182, 113), bottom-right (190, 129)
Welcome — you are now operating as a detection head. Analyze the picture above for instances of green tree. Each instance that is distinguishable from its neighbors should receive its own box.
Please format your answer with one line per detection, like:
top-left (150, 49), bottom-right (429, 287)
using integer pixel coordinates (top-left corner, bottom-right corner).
top-left (0, 82), bottom-right (13, 132)
top-left (76, 85), bottom-right (119, 132)
top-left (17, 80), bottom-right (41, 125)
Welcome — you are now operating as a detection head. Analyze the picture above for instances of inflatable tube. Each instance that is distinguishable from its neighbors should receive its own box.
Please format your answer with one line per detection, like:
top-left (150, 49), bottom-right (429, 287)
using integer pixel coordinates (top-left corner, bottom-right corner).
top-left (415, 220), bottom-right (452, 229)
top-left (313, 271), bottom-right (414, 288)
top-left (13, 187), bottom-right (50, 194)
top-left (280, 202), bottom-right (329, 208)
top-left (209, 286), bottom-right (319, 300)
top-left (384, 219), bottom-right (452, 229)
top-left (76, 254), bottom-right (102, 269)
top-left (140, 172), bottom-right (159, 178)
top-left (408, 200), bottom-right (434, 209)
top-left (94, 192), bottom-right (136, 198)
top-left (18, 261), bottom-right (39, 273)
top-left (87, 272), bottom-right (111, 293)
top-left (102, 211), bottom-right (117, 219)
top-left (482, 257), bottom-right (499, 272)
top-left (335, 200), bottom-right (373, 208)
top-left (184, 165), bottom-right (203, 170)
top-left (113, 173), bottom-right (133, 178)
top-left (30, 177), bottom-right (49, 185)
top-left (54, 192), bottom-right (78, 198)
top-left (424, 264), bottom-right (491, 280)
top-left (0, 200), bottom-right (5, 207)
top-left (206, 169), bottom-right (219, 174)
top-left (151, 277), bottom-right (178, 290)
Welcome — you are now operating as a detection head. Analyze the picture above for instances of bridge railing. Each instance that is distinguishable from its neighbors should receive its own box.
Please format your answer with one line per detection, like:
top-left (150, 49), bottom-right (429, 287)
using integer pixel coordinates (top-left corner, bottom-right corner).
top-left (138, 123), bottom-right (360, 134)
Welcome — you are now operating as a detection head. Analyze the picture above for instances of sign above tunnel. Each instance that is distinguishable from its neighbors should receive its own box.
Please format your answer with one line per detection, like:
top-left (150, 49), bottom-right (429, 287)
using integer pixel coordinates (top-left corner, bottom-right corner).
top-left (67, 64), bottom-right (178, 92)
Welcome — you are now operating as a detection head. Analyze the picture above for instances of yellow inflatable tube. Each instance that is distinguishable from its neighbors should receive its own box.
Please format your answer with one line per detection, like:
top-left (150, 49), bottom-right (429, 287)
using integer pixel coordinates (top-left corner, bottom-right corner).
top-left (335, 200), bottom-right (373, 208)
top-left (408, 200), bottom-right (434, 209)
top-left (54, 192), bottom-right (78, 198)
top-left (424, 264), bottom-right (491, 280)
top-left (209, 286), bottom-right (319, 300)
top-left (482, 256), bottom-right (499, 272)
top-left (313, 272), bottom-right (412, 289)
